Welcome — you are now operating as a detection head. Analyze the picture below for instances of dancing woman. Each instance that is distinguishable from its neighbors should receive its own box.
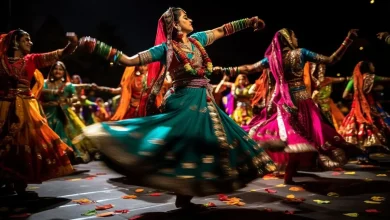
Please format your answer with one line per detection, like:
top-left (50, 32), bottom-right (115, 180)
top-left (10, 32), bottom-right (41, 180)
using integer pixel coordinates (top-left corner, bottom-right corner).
top-left (215, 28), bottom-right (360, 184)
top-left (101, 64), bottom-right (164, 120)
top-left (77, 7), bottom-right (278, 209)
top-left (40, 61), bottom-right (97, 163)
top-left (339, 61), bottom-right (390, 163)
top-left (0, 29), bottom-right (77, 196)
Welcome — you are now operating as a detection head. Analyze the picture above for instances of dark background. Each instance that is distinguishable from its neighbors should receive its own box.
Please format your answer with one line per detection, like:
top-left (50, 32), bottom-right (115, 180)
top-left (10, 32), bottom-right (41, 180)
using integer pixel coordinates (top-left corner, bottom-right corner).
top-left (1, 0), bottom-right (390, 104)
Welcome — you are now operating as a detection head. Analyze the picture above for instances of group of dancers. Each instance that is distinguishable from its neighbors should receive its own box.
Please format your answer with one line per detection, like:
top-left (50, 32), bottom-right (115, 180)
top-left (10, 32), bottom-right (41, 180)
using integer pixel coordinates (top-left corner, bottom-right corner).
top-left (1, 7), bottom-right (390, 210)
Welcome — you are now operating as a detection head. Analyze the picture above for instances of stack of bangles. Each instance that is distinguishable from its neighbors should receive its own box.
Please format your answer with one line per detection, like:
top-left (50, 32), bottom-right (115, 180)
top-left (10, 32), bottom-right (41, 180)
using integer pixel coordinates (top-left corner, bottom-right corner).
top-left (220, 67), bottom-right (239, 77)
top-left (79, 37), bottom-right (123, 64)
top-left (223, 17), bottom-right (256, 36)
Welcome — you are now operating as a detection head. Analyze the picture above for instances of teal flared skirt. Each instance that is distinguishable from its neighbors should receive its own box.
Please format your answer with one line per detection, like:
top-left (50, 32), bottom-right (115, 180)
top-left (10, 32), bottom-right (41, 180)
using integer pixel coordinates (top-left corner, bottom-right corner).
top-left (83, 86), bottom-right (276, 196)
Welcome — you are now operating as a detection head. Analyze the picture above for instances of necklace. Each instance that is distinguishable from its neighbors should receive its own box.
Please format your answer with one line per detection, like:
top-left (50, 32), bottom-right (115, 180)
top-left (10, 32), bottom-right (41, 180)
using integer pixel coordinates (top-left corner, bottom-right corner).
top-left (172, 38), bottom-right (212, 77)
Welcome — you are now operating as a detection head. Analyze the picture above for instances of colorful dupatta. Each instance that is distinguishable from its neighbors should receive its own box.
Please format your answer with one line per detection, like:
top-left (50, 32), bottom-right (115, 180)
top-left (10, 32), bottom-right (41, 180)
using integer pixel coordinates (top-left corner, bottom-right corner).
top-left (110, 66), bottom-right (135, 120)
top-left (265, 29), bottom-right (296, 114)
top-left (352, 61), bottom-right (373, 124)
top-left (140, 8), bottom-right (175, 116)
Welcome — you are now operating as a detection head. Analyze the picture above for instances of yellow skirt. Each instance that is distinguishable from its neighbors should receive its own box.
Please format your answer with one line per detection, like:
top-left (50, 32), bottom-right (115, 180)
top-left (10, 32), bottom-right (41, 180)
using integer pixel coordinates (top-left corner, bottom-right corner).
top-left (0, 95), bottom-right (74, 183)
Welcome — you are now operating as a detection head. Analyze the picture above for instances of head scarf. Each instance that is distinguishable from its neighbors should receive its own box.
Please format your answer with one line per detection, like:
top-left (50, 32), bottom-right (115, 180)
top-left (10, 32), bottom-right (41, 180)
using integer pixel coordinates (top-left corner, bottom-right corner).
top-left (139, 7), bottom-right (176, 116)
top-left (110, 66), bottom-right (136, 120)
top-left (0, 29), bottom-right (29, 58)
top-left (251, 69), bottom-right (272, 107)
top-left (265, 28), bottom-right (296, 112)
top-left (31, 69), bottom-right (45, 99)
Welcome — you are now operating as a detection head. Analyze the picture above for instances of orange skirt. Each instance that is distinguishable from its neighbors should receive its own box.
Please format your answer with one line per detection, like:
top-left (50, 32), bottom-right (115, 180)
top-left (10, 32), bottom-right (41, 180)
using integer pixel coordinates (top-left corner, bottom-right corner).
top-left (0, 95), bottom-right (74, 183)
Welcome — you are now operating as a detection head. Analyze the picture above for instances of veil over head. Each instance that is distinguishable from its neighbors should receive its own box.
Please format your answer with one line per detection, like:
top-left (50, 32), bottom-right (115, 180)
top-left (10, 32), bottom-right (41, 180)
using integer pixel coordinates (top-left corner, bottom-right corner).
top-left (0, 29), bottom-right (29, 58)
top-left (139, 8), bottom-right (175, 116)
top-left (264, 29), bottom-right (296, 111)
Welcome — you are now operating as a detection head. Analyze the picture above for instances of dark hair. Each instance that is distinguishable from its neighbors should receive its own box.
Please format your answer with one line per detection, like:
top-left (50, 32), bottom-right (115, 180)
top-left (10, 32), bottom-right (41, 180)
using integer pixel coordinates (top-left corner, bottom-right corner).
top-left (7, 29), bottom-right (29, 57)
top-left (172, 7), bottom-right (184, 39)
top-left (359, 60), bottom-right (373, 73)
top-left (172, 7), bottom-right (183, 23)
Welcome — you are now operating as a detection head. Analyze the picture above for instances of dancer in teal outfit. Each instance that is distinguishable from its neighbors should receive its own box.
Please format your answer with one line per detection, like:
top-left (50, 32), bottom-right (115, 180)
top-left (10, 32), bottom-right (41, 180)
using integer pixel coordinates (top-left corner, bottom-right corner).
top-left (78, 7), bottom-right (279, 209)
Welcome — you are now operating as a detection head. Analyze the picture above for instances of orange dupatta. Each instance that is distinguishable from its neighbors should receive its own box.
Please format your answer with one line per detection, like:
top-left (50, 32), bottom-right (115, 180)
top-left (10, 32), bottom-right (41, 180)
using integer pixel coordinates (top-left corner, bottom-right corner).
top-left (32, 69), bottom-right (45, 99)
top-left (110, 66), bottom-right (135, 120)
top-left (352, 61), bottom-right (373, 124)
top-left (251, 69), bottom-right (270, 107)
top-left (110, 66), bottom-right (164, 120)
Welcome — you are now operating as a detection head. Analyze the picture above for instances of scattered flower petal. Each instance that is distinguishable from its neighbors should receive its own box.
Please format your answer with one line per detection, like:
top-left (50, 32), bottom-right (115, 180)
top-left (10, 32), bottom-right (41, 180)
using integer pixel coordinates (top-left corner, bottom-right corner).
top-left (204, 202), bottom-right (216, 207)
top-left (218, 194), bottom-right (229, 201)
top-left (276, 184), bottom-right (286, 187)
top-left (289, 187), bottom-right (304, 192)
top-left (286, 194), bottom-right (295, 199)
top-left (73, 198), bottom-right (95, 205)
top-left (135, 189), bottom-right (144, 193)
top-left (332, 172), bottom-right (341, 176)
top-left (122, 195), bottom-right (137, 199)
top-left (364, 178), bottom-right (373, 182)
top-left (265, 188), bottom-right (277, 194)
top-left (371, 196), bottom-right (385, 202)
top-left (82, 210), bottom-right (97, 216)
top-left (224, 197), bottom-right (245, 206)
top-left (250, 189), bottom-right (257, 192)
top-left (343, 213), bottom-right (358, 217)
top-left (95, 204), bottom-right (114, 210)
top-left (284, 210), bottom-right (294, 215)
top-left (376, 174), bottom-right (387, 177)
top-left (344, 172), bottom-right (355, 175)
top-left (313, 199), bottom-right (330, 204)
top-left (149, 192), bottom-right (161, 196)
top-left (284, 198), bottom-right (305, 203)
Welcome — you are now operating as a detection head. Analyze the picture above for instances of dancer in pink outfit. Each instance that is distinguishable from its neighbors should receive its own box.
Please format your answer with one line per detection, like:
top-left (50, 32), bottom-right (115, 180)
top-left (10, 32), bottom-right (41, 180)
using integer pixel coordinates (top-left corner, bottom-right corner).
top-left (215, 28), bottom-right (361, 184)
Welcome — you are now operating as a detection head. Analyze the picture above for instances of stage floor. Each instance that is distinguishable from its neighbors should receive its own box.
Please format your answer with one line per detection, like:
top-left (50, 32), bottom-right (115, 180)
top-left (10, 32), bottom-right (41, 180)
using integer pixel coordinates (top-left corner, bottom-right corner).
top-left (1, 160), bottom-right (390, 220)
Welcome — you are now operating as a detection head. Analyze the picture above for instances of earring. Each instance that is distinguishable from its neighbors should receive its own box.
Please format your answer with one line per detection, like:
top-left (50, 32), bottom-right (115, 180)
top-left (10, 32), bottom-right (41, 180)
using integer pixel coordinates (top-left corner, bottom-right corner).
top-left (176, 26), bottom-right (183, 39)
top-left (61, 77), bottom-right (65, 82)
top-left (50, 77), bottom-right (54, 82)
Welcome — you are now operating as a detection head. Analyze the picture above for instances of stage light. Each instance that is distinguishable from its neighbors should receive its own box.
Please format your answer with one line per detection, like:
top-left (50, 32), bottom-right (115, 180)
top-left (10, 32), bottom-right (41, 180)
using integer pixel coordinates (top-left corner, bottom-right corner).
top-left (370, 0), bottom-right (375, 4)
top-left (110, 62), bottom-right (114, 66)
top-left (359, 47), bottom-right (364, 50)
top-left (336, 73), bottom-right (341, 76)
